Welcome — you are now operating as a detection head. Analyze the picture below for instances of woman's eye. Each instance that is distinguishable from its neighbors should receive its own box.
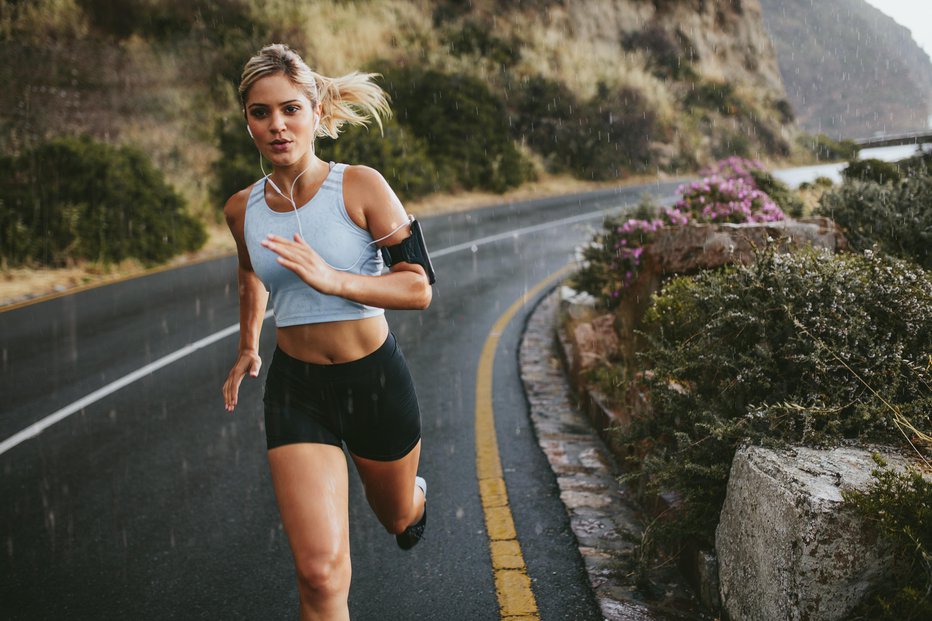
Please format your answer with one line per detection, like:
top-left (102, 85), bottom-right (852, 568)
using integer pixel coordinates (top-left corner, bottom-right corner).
top-left (250, 109), bottom-right (268, 119)
top-left (285, 105), bottom-right (301, 113)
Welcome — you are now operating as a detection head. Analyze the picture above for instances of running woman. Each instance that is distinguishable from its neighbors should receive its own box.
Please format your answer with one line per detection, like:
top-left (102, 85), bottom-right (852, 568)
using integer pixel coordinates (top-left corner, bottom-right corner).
top-left (221, 43), bottom-right (430, 621)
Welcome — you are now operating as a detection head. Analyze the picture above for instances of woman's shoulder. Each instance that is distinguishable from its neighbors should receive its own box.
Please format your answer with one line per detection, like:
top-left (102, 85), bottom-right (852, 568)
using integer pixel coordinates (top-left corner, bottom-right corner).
top-left (342, 163), bottom-right (387, 189)
top-left (223, 183), bottom-right (259, 221)
top-left (342, 164), bottom-right (394, 206)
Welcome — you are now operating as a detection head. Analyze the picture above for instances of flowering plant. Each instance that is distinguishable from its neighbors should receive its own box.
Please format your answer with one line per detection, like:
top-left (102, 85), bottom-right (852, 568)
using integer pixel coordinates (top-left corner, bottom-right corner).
top-left (573, 158), bottom-right (788, 307)
top-left (699, 155), bottom-right (766, 184)
top-left (673, 175), bottom-right (786, 224)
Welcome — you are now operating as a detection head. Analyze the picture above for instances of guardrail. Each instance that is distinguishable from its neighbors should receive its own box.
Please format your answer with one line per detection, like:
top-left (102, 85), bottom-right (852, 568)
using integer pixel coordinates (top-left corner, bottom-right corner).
top-left (852, 130), bottom-right (932, 148)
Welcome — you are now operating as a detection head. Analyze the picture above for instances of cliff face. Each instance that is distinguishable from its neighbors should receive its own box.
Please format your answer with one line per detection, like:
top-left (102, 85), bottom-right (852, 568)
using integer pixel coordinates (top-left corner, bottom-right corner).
top-left (469, 0), bottom-right (785, 99)
top-left (0, 0), bottom-right (795, 200)
top-left (759, 0), bottom-right (932, 138)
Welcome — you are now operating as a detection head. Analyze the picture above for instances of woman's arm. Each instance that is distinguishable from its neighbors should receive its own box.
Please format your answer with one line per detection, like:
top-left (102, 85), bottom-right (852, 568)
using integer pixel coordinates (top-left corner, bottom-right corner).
top-left (260, 165), bottom-right (432, 310)
top-left (222, 190), bottom-right (270, 412)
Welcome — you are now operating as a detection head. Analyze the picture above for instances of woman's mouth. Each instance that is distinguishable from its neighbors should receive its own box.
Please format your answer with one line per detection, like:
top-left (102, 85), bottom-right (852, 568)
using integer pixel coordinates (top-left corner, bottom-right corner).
top-left (270, 140), bottom-right (291, 153)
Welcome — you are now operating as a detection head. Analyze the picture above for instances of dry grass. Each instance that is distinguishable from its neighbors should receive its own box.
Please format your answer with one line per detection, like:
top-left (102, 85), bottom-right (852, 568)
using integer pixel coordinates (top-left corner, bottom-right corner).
top-left (258, 0), bottom-right (435, 75)
top-left (0, 0), bottom-right (88, 42)
top-left (0, 224), bottom-right (235, 308)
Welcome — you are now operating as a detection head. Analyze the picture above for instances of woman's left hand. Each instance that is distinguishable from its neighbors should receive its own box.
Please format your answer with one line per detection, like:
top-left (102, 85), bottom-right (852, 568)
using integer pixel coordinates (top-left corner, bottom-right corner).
top-left (260, 233), bottom-right (342, 295)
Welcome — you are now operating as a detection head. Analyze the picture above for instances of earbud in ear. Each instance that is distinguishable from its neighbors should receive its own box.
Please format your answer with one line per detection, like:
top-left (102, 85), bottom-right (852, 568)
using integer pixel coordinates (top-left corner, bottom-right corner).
top-left (246, 125), bottom-right (254, 138)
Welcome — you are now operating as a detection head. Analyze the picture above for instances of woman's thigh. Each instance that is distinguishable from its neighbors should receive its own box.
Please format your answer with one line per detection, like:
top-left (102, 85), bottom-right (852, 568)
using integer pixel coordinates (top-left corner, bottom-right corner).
top-left (351, 440), bottom-right (421, 526)
top-left (267, 443), bottom-right (350, 565)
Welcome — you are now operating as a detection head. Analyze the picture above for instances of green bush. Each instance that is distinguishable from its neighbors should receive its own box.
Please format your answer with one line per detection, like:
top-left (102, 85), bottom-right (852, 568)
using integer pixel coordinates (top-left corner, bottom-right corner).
top-left (0, 135), bottom-right (205, 266)
top-left (844, 455), bottom-right (932, 620)
top-left (509, 75), bottom-right (578, 173)
top-left (443, 19), bottom-right (521, 67)
top-left (816, 174), bottom-right (931, 269)
top-left (749, 169), bottom-right (805, 217)
top-left (509, 76), bottom-right (659, 180)
top-left (620, 249), bottom-right (932, 549)
top-left (568, 84), bottom-right (658, 180)
top-left (843, 158), bottom-right (904, 185)
top-left (317, 117), bottom-right (448, 201)
top-left (799, 133), bottom-right (860, 162)
top-left (212, 115), bottom-right (262, 209)
top-left (376, 66), bottom-right (533, 192)
top-left (684, 79), bottom-right (739, 115)
top-left (622, 24), bottom-right (694, 79)
top-left (896, 150), bottom-right (932, 178)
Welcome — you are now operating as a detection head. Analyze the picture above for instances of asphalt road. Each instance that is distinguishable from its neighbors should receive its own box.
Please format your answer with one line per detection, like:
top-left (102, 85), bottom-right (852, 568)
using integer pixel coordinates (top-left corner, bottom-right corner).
top-left (0, 179), bottom-right (680, 620)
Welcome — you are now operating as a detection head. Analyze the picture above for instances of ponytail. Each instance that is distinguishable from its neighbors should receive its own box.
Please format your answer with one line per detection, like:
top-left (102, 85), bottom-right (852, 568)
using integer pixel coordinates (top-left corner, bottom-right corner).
top-left (314, 70), bottom-right (392, 139)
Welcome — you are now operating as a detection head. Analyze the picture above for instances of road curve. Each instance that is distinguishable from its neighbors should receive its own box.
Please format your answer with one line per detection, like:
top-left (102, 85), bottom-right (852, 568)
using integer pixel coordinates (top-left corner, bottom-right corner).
top-left (0, 179), bottom-right (680, 620)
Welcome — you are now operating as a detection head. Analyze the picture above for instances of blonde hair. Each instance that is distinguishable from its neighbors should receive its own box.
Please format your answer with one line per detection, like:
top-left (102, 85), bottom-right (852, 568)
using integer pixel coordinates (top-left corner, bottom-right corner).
top-left (238, 43), bottom-right (391, 138)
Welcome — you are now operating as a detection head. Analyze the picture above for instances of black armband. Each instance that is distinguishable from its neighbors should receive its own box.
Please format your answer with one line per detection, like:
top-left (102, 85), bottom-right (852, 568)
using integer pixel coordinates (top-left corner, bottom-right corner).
top-left (380, 217), bottom-right (436, 284)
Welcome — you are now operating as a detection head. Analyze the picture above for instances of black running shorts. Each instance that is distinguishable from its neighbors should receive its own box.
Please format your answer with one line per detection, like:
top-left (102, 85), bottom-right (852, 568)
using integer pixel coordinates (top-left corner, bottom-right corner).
top-left (263, 332), bottom-right (421, 460)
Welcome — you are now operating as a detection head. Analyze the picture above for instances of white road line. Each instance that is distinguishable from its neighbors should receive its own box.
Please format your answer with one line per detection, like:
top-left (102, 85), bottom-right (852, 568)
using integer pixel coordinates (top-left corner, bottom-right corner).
top-left (1, 198), bottom-right (660, 456)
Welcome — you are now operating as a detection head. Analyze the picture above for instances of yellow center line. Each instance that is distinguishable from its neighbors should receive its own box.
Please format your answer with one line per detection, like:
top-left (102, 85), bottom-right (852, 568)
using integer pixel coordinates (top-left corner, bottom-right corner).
top-left (475, 264), bottom-right (574, 620)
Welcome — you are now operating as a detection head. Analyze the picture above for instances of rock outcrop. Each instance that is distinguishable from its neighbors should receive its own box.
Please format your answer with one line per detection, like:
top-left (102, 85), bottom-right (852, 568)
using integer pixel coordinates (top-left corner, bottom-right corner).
top-left (716, 445), bottom-right (920, 621)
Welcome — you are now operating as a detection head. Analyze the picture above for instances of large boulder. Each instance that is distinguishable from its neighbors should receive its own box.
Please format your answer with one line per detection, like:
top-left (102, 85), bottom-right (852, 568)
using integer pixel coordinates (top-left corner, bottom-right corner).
top-left (715, 445), bottom-right (916, 621)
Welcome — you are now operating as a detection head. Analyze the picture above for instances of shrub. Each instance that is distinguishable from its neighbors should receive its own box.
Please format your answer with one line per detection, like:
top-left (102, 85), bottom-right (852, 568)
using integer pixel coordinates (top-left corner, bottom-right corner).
top-left (443, 19), bottom-right (521, 67)
top-left (699, 156), bottom-right (765, 181)
top-left (509, 75), bottom-right (578, 174)
top-left (684, 79), bottom-right (739, 116)
top-left (317, 117), bottom-right (448, 201)
top-left (573, 212), bottom-right (667, 305)
top-left (700, 157), bottom-right (805, 217)
top-left (509, 76), bottom-right (660, 180)
top-left (376, 66), bottom-right (533, 192)
top-left (749, 169), bottom-right (805, 217)
top-left (569, 85), bottom-right (658, 180)
top-left (843, 158), bottom-right (903, 185)
top-left (211, 115), bottom-right (262, 209)
top-left (799, 133), bottom-right (860, 162)
top-left (672, 175), bottom-right (785, 224)
top-left (816, 175), bottom-right (932, 269)
top-left (895, 150), bottom-right (932, 178)
top-left (0, 135), bottom-right (205, 266)
top-left (572, 170), bottom-right (787, 308)
top-left (622, 24), bottom-right (694, 79)
top-left (844, 455), bottom-right (932, 620)
top-left (622, 249), bottom-right (932, 549)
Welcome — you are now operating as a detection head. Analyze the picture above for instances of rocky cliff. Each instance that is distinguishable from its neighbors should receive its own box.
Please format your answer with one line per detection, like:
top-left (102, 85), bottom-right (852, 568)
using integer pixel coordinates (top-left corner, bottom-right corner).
top-left (759, 0), bottom-right (932, 138)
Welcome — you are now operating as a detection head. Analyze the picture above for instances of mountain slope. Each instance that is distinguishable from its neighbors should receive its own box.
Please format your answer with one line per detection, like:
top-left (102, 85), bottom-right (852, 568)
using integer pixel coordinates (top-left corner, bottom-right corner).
top-left (759, 0), bottom-right (932, 138)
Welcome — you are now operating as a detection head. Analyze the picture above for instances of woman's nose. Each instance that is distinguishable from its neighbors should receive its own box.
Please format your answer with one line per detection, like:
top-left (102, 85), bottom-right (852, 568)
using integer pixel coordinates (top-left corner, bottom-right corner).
top-left (269, 111), bottom-right (287, 133)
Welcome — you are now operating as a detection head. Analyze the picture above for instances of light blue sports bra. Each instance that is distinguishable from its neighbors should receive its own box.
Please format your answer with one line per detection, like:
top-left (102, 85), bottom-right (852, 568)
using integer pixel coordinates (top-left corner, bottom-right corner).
top-left (243, 163), bottom-right (385, 327)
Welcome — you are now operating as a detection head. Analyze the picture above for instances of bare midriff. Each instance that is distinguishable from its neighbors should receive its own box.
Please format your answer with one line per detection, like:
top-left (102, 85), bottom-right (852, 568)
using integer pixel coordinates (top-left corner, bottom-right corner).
top-left (275, 315), bottom-right (389, 364)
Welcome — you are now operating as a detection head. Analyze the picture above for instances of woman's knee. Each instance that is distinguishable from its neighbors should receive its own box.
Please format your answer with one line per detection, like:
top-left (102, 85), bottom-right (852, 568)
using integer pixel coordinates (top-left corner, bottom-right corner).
top-left (293, 547), bottom-right (351, 599)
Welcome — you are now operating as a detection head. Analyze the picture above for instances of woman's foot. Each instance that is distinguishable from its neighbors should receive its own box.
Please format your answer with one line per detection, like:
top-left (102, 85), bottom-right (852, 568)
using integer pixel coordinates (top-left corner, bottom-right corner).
top-left (396, 476), bottom-right (427, 550)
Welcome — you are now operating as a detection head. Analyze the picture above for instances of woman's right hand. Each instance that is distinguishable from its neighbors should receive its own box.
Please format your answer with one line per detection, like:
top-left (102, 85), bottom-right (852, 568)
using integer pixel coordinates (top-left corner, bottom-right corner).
top-left (223, 350), bottom-right (262, 412)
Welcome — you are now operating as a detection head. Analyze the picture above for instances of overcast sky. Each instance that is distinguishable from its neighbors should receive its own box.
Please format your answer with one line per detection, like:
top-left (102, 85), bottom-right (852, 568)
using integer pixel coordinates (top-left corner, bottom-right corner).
top-left (863, 0), bottom-right (932, 56)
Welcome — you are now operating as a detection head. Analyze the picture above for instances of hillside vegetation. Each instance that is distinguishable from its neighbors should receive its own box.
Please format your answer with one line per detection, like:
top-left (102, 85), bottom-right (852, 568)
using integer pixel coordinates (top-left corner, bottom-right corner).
top-left (1, 0), bottom-right (801, 269)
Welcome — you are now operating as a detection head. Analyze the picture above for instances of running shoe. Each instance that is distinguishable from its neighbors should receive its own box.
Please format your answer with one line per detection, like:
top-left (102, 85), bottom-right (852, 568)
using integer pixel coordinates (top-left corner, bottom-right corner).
top-left (396, 476), bottom-right (427, 550)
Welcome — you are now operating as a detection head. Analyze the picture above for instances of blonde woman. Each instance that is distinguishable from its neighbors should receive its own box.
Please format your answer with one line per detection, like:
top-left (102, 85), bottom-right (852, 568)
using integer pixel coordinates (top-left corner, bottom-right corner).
top-left (221, 44), bottom-right (431, 620)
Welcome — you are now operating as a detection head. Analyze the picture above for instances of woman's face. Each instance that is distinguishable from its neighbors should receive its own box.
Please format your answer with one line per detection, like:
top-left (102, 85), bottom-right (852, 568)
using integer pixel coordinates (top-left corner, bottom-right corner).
top-left (244, 73), bottom-right (320, 168)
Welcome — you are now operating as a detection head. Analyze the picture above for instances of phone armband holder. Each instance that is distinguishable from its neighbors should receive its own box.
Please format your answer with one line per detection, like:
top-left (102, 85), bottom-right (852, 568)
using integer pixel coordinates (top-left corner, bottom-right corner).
top-left (380, 217), bottom-right (436, 284)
